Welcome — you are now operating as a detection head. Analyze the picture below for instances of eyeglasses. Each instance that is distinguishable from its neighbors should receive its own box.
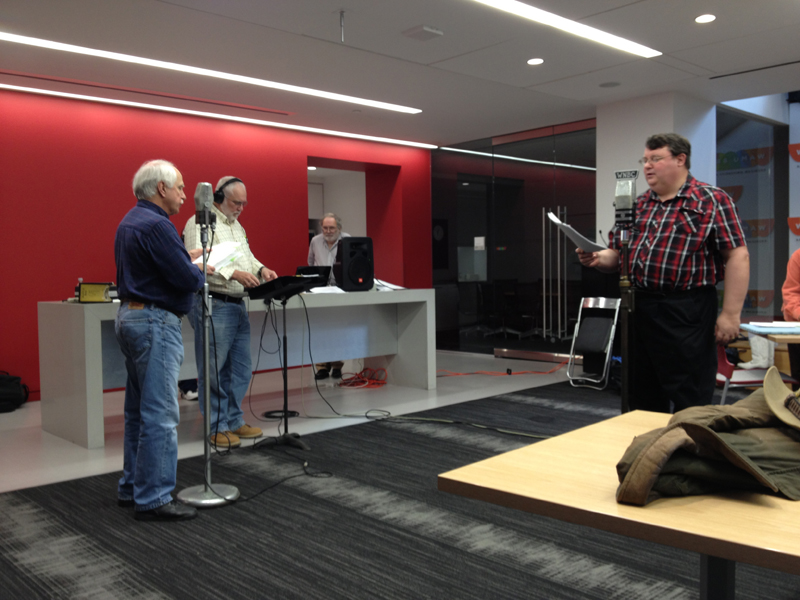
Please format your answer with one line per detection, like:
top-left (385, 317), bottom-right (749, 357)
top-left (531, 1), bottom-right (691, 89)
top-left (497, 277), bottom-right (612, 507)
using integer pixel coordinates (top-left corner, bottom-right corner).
top-left (228, 199), bottom-right (247, 209)
top-left (638, 155), bottom-right (671, 166)
top-left (322, 227), bottom-right (338, 233)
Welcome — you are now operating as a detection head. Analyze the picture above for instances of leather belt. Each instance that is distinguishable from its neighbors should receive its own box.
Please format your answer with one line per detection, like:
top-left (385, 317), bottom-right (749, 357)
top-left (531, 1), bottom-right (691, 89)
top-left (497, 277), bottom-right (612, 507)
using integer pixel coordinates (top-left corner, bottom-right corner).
top-left (120, 298), bottom-right (185, 319)
top-left (208, 291), bottom-right (244, 304)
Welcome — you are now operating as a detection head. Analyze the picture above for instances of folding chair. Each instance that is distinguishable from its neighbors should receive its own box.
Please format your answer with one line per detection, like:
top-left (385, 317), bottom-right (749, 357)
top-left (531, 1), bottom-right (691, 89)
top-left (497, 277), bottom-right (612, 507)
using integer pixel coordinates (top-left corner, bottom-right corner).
top-left (567, 297), bottom-right (621, 390)
top-left (715, 344), bottom-right (797, 405)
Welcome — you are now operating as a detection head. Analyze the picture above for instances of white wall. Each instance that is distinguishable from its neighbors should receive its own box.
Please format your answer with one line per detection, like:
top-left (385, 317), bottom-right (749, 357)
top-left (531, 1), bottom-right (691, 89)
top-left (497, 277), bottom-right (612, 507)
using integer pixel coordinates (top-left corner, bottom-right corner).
top-left (595, 93), bottom-right (676, 240)
top-left (673, 95), bottom-right (717, 185)
top-left (723, 94), bottom-right (790, 125)
top-left (596, 92), bottom-right (717, 240)
top-left (307, 169), bottom-right (366, 236)
top-left (308, 182), bottom-right (324, 217)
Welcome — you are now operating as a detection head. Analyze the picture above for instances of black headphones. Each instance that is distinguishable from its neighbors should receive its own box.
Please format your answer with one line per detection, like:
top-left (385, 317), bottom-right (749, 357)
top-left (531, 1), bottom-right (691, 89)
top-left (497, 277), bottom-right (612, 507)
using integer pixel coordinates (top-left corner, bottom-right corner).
top-left (213, 178), bottom-right (244, 204)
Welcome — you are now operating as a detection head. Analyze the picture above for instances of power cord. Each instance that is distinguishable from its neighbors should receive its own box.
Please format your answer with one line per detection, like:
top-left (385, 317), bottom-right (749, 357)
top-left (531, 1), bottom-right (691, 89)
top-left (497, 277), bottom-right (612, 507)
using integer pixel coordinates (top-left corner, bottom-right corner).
top-left (199, 439), bottom-right (333, 505)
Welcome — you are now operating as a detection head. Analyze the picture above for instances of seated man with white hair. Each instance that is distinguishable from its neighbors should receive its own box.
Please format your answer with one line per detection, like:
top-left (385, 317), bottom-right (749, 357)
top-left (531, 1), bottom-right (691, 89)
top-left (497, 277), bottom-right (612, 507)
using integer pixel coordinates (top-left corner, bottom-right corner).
top-left (307, 212), bottom-right (350, 379)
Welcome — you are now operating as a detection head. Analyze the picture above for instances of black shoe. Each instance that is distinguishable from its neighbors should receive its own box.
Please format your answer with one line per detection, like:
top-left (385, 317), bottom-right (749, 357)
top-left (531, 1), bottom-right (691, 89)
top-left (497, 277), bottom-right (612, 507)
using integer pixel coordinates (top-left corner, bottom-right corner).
top-left (135, 500), bottom-right (197, 522)
top-left (331, 368), bottom-right (342, 379)
top-left (118, 498), bottom-right (134, 508)
top-left (315, 368), bottom-right (330, 380)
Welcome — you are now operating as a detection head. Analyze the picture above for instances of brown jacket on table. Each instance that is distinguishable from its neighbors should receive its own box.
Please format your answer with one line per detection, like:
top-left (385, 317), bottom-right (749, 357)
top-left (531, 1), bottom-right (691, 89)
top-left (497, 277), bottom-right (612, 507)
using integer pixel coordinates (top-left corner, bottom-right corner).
top-left (616, 371), bottom-right (800, 506)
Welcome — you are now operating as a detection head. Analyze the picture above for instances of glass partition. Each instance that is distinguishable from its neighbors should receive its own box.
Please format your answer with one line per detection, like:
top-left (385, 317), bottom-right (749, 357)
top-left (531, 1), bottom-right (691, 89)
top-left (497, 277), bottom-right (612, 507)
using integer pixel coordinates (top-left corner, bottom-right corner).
top-left (716, 108), bottom-right (788, 321)
top-left (433, 125), bottom-right (598, 354)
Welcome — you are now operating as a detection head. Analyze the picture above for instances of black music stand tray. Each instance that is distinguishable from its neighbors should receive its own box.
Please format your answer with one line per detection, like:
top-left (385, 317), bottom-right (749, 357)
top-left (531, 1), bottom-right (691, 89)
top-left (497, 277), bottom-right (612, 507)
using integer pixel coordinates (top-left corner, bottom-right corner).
top-left (248, 276), bottom-right (326, 450)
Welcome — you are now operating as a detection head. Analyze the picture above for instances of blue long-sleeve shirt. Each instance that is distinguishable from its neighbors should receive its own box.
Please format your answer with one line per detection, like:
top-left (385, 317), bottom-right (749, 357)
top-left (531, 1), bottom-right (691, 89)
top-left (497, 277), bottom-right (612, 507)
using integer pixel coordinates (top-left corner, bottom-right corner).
top-left (115, 200), bottom-right (205, 315)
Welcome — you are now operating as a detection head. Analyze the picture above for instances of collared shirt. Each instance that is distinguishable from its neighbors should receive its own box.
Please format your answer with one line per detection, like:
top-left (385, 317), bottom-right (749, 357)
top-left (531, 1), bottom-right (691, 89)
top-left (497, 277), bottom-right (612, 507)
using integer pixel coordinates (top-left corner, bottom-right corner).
top-left (308, 231), bottom-right (350, 285)
top-left (115, 200), bottom-right (205, 315)
top-left (183, 203), bottom-right (265, 297)
top-left (610, 174), bottom-right (746, 292)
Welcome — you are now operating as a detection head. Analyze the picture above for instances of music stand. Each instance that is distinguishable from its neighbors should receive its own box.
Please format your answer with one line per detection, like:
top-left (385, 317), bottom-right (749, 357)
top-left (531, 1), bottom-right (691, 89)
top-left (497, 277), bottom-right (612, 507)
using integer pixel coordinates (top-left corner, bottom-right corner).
top-left (249, 275), bottom-right (326, 450)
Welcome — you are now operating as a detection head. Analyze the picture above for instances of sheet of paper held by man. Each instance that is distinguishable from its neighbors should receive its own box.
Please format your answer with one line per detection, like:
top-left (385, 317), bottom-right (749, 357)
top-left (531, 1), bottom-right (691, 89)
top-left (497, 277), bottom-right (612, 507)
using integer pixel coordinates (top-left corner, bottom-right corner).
top-left (546, 212), bottom-right (605, 253)
top-left (192, 241), bottom-right (242, 268)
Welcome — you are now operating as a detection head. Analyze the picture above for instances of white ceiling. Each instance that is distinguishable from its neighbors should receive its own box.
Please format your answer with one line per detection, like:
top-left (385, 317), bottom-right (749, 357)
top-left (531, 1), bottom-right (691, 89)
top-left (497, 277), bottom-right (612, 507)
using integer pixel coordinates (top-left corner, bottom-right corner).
top-left (1, 0), bottom-right (799, 146)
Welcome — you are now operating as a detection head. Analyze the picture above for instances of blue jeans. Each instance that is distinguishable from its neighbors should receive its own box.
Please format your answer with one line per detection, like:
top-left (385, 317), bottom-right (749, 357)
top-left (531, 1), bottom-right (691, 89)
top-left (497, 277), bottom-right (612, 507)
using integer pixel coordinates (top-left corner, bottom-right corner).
top-left (115, 303), bottom-right (183, 511)
top-left (189, 295), bottom-right (250, 433)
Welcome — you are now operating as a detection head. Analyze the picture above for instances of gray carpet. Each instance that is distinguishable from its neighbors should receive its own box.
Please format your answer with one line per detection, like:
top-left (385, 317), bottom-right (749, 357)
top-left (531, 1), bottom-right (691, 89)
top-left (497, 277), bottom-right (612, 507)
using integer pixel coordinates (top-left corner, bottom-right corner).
top-left (0, 383), bottom-right (797, 600)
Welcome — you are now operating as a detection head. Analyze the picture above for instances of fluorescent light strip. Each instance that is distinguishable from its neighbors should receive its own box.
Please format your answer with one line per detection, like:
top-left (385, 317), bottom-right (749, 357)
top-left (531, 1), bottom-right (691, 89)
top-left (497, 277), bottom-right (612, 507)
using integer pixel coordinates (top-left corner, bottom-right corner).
top-left (0, 32), bottom-right (422, 114)
top-left (469, 0), bottom-right (661, 58)
top-left (0, 83), bottom-right (436, 149)
top-left (441, 146), bottom-right (595, 171)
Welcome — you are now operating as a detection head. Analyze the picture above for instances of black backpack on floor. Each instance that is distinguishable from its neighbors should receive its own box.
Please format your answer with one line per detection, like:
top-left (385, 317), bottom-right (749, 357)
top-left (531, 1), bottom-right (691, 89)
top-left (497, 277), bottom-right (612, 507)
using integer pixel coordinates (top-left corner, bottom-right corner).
top-left (0, 371), bottom-right (29, 413)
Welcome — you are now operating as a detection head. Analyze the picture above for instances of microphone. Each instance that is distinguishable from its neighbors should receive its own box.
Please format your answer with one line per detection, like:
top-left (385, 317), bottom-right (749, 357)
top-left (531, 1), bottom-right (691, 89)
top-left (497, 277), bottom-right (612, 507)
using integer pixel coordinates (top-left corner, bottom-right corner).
top-left (614, 170), bottom-right (637, 230)
top-left (194, 182), bottom-right (216, 227)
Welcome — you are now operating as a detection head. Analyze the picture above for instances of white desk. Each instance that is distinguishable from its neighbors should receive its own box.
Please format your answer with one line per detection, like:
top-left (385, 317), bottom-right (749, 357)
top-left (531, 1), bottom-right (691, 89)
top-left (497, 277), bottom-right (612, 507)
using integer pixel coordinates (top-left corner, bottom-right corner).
top-left (38, 289), bottom-right (435, 449)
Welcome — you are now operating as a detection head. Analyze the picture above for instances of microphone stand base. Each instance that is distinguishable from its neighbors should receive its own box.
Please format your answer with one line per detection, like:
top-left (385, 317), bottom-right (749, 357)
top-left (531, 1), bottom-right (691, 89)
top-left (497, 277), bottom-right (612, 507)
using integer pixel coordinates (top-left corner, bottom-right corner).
top-left (262, 432), bottom-right (310, 451)
top-left (178, 483), bottom-right (240, 508)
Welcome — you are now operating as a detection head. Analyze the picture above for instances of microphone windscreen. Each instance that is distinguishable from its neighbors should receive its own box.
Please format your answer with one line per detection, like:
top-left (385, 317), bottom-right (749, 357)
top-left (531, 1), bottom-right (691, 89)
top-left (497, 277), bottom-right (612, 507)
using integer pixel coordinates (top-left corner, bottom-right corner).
top-left (194, 182), bottom-right (213, 213)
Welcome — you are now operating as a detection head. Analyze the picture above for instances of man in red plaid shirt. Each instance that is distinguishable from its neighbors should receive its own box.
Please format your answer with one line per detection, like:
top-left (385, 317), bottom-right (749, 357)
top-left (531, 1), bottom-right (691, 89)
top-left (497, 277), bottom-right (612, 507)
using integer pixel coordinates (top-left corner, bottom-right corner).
top-left (577, 133), bottom-right (749, 413)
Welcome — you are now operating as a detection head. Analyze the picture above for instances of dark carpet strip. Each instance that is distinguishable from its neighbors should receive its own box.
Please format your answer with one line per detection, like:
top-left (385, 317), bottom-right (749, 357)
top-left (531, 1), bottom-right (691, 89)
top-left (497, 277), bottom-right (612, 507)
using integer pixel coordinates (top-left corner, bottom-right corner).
top-left (0, 383), bottom-right (796, 599)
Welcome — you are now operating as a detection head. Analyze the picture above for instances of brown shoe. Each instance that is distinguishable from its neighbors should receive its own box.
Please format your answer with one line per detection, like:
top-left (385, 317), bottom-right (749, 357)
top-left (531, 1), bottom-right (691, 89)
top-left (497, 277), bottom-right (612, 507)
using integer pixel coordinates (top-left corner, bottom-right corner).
top-left (232, 424), bottom-right (263, 439)
top-left (209, 431), bottom-right (241, 448)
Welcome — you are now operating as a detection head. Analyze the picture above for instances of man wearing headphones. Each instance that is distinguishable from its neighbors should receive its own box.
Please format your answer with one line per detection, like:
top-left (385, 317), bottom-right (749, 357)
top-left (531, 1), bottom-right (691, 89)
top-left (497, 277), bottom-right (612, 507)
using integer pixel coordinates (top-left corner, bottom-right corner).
top-left (183, 176), bottom-right (277, 448)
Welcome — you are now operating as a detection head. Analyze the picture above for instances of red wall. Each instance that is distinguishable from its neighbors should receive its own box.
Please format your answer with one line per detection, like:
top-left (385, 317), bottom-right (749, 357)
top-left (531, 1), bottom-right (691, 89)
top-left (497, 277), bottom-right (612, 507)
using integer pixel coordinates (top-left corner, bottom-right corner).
top-left (0, 90), bottom-right (432, 398)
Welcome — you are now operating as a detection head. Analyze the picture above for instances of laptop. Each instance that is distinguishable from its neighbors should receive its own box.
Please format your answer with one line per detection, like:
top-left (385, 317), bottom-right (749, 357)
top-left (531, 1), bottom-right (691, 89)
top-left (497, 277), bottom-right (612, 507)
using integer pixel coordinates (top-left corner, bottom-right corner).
top-left (295, 265), bottom-right (331, 280)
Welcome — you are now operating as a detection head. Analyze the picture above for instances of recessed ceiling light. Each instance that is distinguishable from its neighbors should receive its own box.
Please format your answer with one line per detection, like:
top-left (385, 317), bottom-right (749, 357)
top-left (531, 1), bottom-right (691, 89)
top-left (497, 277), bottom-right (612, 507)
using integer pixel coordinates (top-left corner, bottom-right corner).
top-left (599, 82), bottom-right (620, 88)
top-left (462, 182), bottom-right (470, 186)
top-left (468, 0), bottom-right (661, 58)
top-left (308, 166), bottom-right (317, 171)
top-left (527, 58), bottom-right (544, 66)
top-left (695, 14), bottom-right (716, 24)
top-left (0, 31), bottom-right (423, 114)
top-left (0, 83), bottom-right (437, 148)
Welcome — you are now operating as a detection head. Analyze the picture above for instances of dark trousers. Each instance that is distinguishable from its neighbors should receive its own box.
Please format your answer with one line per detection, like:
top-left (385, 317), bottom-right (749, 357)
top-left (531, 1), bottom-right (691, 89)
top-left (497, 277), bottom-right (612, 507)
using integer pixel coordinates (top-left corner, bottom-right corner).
top-left (631, 286), bottom-right (717, 413)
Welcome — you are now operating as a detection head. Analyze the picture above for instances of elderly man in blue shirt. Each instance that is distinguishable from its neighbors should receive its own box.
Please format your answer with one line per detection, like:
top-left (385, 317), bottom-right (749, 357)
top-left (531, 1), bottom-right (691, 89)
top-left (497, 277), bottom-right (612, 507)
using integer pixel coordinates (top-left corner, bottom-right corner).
top-left (114, 159), bottom-right (208, 521)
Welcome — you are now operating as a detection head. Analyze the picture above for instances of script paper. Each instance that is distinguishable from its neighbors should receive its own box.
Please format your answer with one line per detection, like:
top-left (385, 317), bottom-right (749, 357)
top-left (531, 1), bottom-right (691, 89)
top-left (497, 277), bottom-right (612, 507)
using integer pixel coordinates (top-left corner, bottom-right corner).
top-left (376, 279), bottom-right (405, 291)
top-left (192, 241), bottom-right (242, 268)
top-left (546, 212), bottom-right (605, 253)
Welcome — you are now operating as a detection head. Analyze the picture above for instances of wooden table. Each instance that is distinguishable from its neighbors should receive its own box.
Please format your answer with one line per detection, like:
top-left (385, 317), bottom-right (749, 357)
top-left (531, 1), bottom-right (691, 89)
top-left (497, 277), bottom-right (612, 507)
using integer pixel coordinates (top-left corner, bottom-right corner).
top-left (766, 334), bottom-right (800, 344)
top-left (438, 410), bottom-right (800, 600)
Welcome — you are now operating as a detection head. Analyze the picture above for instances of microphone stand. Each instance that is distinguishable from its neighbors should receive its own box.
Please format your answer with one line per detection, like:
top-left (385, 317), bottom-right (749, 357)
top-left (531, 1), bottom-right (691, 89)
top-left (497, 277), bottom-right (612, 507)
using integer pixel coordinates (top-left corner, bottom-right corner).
top-left (618, 231), bottom-right (635, 414)
top-left (614, 170), bottom-right (637, 414)
top-left (179, 207), bottom-right (240, 507)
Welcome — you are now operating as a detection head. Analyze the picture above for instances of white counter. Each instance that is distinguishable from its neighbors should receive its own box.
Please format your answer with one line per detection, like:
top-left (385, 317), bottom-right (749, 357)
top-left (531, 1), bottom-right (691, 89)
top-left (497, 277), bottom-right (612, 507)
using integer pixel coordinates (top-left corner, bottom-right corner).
top-left (37, 289), bottom-right (435, 448)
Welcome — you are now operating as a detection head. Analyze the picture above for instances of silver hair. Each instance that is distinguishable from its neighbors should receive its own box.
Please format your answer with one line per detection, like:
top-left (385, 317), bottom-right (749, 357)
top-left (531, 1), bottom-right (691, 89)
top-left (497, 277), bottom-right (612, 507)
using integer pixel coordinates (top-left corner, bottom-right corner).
top-left (132, 160), bottom-right (178, 200)
top-left (215, 176), bottom-right (246, 200)
top-left (322, 212), bottom-right (342, 230)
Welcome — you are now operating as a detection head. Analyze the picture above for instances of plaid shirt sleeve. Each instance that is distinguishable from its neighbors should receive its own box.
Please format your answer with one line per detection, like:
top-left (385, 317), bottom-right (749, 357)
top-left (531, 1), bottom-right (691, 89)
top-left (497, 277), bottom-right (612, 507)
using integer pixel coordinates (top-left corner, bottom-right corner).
top-left (708, 186), bottom-right (746, 250)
